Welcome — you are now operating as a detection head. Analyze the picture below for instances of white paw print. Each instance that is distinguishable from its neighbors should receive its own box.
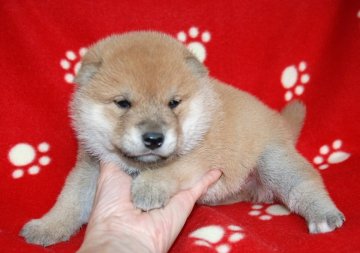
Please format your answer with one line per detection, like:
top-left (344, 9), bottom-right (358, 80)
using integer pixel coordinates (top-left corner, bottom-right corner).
top-left (60, 48), bottom-right (87, 83)
top-left (249, 204), bottom-right (290, 220)
top-left (8, 142), bottom-right (51, 179)
top-left (281, 61), bottom-right (310, 101)
top-left (177, 26), bottom-right (211, 63)
top-left (189, 224), bottom-right (245, 253)
top-left (313, 139), bottom-right (350, 170)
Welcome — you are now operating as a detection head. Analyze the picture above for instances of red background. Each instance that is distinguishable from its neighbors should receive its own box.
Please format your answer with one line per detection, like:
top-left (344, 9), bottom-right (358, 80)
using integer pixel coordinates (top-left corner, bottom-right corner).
top-left (1, 1), bottom-right (359, 252)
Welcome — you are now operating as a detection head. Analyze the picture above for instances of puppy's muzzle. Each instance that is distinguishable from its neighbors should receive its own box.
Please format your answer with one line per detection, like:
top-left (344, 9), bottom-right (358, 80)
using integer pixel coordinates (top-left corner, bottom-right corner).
top-left (142, 132), bottom-right (164, 150)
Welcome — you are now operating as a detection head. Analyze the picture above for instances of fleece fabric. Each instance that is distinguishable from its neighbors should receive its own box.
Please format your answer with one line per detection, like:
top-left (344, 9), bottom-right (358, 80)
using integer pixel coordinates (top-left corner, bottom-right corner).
top-left (0, 1), bottom-right (359, 252)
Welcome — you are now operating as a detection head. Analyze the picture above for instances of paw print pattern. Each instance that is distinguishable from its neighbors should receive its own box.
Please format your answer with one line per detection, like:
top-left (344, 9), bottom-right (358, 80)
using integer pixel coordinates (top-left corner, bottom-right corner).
top-left (281, 61), bottom-right (310, 101)
top-left (248, 204), bottom-right (290, 220)
top-left (189, 225), bottom-right (245, 253)
top-left (177, 26), bottom-right (211, 63)
top-left (313, 139), bottom-right (350, 170)
top-left (60, 48), bottom-right (87, 83)
top-left (8, 142), bottom-right (51, 179)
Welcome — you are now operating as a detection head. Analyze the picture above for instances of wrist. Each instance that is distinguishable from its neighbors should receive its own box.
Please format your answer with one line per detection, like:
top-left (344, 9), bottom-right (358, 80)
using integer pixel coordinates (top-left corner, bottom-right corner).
top-left (79, 234), bottom-right (153, 253)
top-left (78, 225), bottom-right (156, 253)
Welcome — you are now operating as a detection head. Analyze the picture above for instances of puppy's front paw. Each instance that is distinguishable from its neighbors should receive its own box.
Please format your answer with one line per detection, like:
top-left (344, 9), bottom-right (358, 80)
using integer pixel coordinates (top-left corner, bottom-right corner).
top-left (308, 210), bottom-right (345, 234)
top-left (20, 219), bottom-right (71, 246)
top-left (131, 175), bottom-right (172, 211)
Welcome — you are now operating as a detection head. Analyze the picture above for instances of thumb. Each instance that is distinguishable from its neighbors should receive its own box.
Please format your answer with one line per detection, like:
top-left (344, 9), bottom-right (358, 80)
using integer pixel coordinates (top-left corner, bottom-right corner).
top-left (95, 162), bottom-right (133, 203)
top-left (160, 169), bottom-right (222, 251)
top-left (165, 169), bottom-right (222, 217)
top-left (187, 169), bottom-right (223, 201)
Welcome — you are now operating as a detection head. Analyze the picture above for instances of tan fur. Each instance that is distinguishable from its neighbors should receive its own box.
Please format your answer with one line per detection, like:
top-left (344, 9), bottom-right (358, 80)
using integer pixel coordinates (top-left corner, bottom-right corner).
top-left (20, 32), bottom-right (344, 246)
top-left (281, 100), bottom-right (306, 143)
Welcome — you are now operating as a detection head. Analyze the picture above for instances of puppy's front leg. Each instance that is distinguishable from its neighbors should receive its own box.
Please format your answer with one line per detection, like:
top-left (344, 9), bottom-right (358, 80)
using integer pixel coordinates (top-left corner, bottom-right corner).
top-left (131, 160), bottom-right (206, 211)
top-left (258, 144), bottom-right (345, 233)
top-left (20, 150), bottom-right (99, 246)
top-left (131, 168), bottom-right (180, 211)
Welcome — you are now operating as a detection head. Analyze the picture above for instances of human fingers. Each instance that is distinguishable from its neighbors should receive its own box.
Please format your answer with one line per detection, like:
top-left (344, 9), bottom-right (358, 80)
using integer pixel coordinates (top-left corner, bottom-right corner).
top-left (99, 162), bottom-right (132, 187)
top-left (95, 162), bottom-right (133, 203)
top-left (162, 170), bottom-right (222, 227)
top-left (169, 169), bottom-right (222, 210)
top-left (156, 170), bottom-right (221, 251)
top-left (186, 169), bottom-right (222, 201)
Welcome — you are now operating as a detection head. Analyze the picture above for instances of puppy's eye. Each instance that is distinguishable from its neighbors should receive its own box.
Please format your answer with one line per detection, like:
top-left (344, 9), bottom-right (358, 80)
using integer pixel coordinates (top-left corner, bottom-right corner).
top-left (168, 99), bottom-right (181, 109)
top-left (114, 99), bottom-right (131, 109)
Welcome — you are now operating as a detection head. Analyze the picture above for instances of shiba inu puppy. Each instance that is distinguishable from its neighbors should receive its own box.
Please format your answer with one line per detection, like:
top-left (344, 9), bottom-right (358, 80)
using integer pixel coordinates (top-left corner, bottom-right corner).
top-left (20, 32), bottom-right (345, 246)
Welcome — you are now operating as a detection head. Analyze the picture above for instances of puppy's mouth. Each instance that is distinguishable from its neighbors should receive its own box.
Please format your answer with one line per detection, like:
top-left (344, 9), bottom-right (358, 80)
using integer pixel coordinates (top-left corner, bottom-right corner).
top-left (114, 147), bottom-right (169, 164)
top-left (132, 154), bottom-right (166, 163)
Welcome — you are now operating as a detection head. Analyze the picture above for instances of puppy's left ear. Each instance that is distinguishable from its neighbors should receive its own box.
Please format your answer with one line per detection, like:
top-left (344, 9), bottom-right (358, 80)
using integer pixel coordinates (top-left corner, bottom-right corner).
top-left (74, 51), bottom-right (102, 85)
top-left (185, 56), bottom-right (208, 78)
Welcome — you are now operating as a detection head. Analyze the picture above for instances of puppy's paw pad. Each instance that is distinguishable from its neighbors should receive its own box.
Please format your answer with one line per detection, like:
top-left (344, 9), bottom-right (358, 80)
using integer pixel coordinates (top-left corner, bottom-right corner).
top-left (131, 179), bottom-right (170, 211)
top-left (308, 212), bottom-right (345, 234)
top-left (20, 219), bottom-right (70, 246)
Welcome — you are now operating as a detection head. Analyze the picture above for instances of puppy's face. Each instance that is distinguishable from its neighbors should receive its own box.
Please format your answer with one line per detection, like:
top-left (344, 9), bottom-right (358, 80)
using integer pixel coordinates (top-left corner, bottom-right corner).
top-left (71, 32), bottom-right (217, 169)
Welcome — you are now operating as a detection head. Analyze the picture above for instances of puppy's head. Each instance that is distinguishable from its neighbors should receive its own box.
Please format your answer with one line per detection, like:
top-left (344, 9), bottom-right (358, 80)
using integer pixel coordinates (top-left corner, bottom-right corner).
top-left (71, 32), bottom-right (217, 170)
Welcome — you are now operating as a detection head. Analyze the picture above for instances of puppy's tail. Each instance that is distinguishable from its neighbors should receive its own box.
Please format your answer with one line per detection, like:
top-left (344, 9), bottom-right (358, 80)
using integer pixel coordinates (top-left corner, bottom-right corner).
top-left (281, 100), bottom-right (306, 144)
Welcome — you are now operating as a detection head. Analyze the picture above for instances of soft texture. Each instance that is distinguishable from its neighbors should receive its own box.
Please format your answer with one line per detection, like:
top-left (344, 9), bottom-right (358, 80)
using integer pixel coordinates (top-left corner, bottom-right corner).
top-left (0, 1), bottom-right (359, 252)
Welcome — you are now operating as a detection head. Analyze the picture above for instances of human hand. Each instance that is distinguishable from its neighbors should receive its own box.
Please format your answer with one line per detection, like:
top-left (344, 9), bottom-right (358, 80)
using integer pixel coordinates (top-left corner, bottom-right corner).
top-left (77, 163), bottom-right (222, 253)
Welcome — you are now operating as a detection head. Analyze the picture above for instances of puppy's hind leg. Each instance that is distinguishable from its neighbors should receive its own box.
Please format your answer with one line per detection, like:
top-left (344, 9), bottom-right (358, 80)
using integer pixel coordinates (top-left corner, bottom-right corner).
top-left (257, 144), bottom-right (345, 234)
top-left (20, 149), bottom-right (99, 246)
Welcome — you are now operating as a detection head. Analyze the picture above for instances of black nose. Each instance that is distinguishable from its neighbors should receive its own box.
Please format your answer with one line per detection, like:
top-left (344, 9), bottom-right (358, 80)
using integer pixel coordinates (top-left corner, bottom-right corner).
top-left (142, 132), bottom-right (164, 150)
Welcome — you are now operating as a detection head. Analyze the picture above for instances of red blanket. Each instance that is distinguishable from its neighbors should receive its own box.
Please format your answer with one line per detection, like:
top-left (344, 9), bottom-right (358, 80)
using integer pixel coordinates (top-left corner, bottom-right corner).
top-left (1, 1), bottom-right (359, 252)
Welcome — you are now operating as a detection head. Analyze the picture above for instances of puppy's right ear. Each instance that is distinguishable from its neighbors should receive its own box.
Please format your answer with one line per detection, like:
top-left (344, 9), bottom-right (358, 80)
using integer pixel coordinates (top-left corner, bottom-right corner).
top-left (74, 51), bottom-right (102, 85)
top-left (185, 56), bottom-right (208, 78)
